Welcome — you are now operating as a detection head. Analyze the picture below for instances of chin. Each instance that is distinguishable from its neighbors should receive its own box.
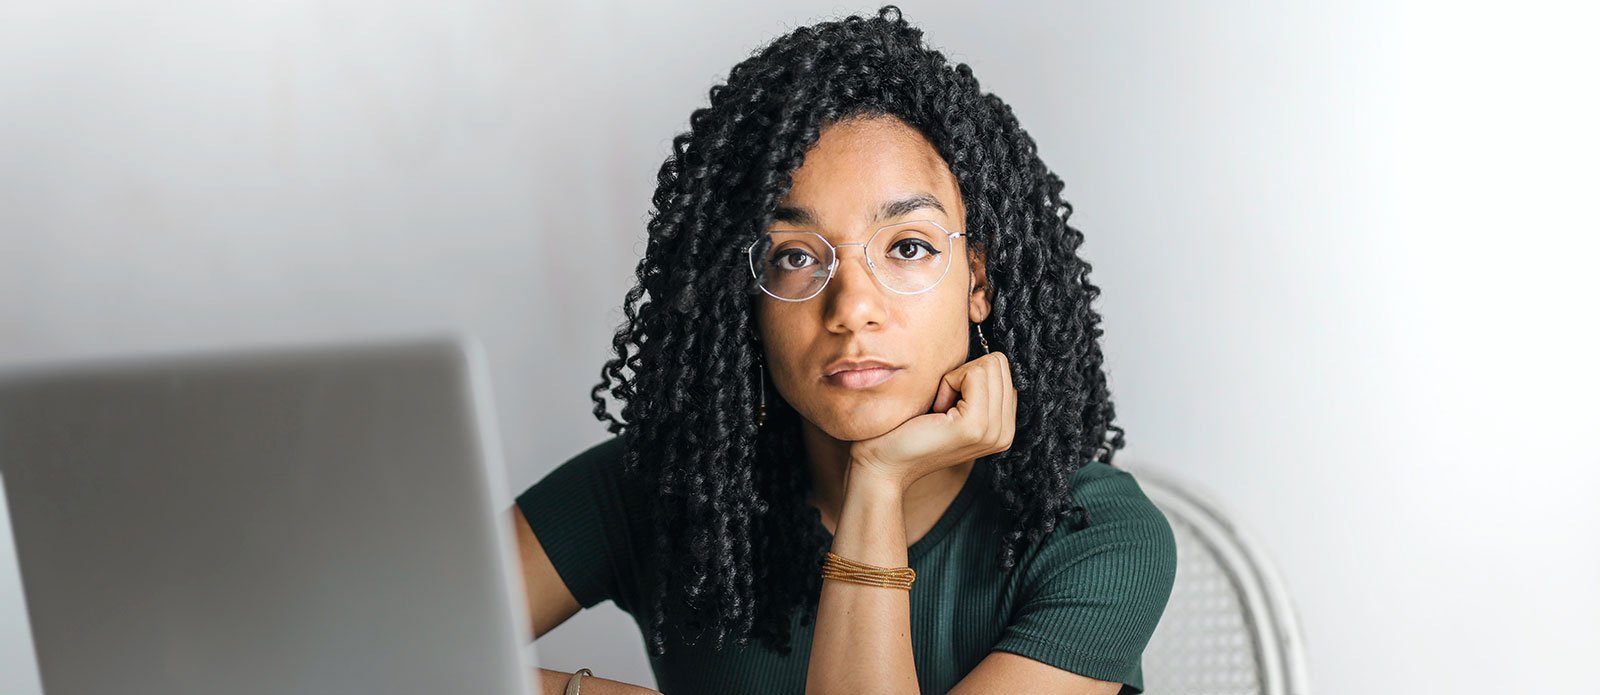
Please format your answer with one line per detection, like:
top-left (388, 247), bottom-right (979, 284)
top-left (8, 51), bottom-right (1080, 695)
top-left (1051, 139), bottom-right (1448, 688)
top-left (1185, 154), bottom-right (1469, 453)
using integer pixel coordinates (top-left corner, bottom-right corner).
top-left (808, 396), bottom-right (923, 441)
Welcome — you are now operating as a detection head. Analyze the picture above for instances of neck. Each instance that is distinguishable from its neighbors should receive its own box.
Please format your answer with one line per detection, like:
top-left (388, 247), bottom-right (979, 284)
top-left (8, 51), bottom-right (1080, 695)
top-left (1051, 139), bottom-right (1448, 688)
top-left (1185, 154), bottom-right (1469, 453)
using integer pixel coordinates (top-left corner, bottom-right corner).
top-left (799, 418), bottom-right (976, 543)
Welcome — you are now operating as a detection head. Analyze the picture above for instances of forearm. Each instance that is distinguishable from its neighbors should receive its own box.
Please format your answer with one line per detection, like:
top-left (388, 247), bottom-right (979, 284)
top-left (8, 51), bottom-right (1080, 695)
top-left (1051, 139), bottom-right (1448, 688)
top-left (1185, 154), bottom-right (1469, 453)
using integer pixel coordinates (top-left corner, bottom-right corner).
top-left (536, 667), bottom-right (661, 695)
top-left (804, 467), bottom-right (919, 695)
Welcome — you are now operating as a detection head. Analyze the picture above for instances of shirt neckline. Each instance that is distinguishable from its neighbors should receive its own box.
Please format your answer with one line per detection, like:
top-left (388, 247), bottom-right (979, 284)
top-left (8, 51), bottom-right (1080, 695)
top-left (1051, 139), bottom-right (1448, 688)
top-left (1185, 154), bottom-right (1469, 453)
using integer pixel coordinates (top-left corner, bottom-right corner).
top-left (819, 460), bottom-right (988, 563)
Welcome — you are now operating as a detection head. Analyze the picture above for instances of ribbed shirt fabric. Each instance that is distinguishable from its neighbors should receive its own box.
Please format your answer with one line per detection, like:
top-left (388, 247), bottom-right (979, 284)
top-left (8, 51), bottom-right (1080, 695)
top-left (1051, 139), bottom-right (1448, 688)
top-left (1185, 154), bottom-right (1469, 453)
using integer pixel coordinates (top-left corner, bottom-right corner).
top-left (516, 436), bottom-right (1176, 695)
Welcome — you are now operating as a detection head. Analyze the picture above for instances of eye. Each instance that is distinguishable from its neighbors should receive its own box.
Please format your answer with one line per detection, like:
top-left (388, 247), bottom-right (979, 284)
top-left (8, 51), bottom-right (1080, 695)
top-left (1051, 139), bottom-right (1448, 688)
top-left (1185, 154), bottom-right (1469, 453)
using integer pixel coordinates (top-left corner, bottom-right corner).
top-left (772, 248), bottom-right (819, 271)
top-left (889, 239), bottom-right (939, 261)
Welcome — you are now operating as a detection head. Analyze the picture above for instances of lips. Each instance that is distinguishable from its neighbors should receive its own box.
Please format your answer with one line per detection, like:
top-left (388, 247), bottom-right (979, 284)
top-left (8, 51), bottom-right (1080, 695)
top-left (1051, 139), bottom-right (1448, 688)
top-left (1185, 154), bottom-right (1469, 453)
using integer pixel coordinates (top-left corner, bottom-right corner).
top-left (823, 366), bottom-right (901, 389)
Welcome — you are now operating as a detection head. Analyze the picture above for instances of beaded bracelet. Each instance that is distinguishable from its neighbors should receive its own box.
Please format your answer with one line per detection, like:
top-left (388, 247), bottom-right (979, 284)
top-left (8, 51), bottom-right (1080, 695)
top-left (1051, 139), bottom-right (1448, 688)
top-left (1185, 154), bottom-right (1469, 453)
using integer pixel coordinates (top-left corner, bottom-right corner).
top-left (821, 551), bottom-right (916, 590)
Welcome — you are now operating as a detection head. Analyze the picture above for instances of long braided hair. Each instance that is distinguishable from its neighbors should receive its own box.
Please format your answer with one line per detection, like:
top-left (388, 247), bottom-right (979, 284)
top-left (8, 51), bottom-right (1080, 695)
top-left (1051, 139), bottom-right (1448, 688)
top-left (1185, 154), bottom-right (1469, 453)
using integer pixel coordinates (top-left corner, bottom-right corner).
top-left (589, 5), bottom-right (1124, 657)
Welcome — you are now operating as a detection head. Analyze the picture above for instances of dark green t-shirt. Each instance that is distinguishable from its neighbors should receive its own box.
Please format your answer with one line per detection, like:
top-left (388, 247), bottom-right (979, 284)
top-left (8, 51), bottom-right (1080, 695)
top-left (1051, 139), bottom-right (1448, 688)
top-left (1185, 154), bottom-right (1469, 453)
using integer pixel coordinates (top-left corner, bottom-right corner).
top-left (516, 436), bottom-right (1176, 694)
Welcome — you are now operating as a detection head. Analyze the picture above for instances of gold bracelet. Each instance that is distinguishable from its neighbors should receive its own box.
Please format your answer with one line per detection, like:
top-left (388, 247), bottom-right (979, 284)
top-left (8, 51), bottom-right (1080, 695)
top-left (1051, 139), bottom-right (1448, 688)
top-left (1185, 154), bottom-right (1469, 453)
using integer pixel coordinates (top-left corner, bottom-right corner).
top-left (821, 551), bottom-right (916, 590)
top-left (564, 668), bottom-right (593, 695)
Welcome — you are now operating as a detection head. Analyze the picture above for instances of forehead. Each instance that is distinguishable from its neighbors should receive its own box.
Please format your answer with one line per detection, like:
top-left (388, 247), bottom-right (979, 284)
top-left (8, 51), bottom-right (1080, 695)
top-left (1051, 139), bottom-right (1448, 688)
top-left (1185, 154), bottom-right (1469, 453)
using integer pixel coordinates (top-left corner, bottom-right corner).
top-left (781, 116), bottom-right (962, 224)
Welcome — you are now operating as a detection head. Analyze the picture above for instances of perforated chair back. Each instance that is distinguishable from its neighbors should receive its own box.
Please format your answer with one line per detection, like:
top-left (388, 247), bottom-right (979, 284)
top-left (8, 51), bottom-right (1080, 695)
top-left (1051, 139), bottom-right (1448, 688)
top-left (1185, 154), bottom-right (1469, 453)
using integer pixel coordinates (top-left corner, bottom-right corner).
top-left (1129, 465), bottom-right (1311, 695)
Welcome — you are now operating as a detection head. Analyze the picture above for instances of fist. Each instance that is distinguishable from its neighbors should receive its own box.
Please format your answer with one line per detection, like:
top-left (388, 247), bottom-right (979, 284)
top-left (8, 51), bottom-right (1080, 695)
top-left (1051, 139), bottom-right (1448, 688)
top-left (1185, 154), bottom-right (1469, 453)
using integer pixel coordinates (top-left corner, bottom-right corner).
top-left (847, 351), bottom-right (1018, 493)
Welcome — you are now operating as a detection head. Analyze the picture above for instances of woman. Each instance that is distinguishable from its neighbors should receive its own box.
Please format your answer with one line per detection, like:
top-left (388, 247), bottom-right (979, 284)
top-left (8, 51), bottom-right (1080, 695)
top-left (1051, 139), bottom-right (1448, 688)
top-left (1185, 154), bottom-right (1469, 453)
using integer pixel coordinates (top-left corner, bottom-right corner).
top-left (513, 7), bottom-right (1176, 694)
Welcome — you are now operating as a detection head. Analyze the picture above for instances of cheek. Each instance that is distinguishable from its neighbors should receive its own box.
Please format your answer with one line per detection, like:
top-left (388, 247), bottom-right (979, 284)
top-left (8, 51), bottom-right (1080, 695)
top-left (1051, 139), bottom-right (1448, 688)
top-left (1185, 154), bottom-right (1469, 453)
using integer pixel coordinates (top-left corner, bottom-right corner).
top-left (911, 291), bottom-right (976, 366)
top-left (753, 287), bottom-right (972, 430)
top-left (757, 316), bottom-right (818, 396)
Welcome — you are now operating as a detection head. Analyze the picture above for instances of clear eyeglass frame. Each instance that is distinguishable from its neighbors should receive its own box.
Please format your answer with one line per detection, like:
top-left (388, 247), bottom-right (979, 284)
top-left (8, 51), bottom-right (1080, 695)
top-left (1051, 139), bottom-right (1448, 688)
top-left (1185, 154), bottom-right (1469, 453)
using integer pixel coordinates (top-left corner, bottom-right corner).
top-left (746, 219), bottom-right (968, 302)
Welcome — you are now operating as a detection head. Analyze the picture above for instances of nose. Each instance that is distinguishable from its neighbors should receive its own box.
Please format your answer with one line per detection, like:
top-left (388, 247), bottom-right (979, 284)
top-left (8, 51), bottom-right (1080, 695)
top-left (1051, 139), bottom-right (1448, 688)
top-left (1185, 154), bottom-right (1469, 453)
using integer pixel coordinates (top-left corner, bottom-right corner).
top-left (822, 243), bottom-right (887, 334)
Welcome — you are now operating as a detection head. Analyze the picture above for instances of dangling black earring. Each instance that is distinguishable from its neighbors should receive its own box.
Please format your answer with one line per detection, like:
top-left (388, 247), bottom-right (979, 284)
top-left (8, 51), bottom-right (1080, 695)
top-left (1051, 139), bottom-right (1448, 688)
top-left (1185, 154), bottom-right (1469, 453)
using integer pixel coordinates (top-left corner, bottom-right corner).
top-left (974, 323), bottom-right (991, 355)
top-left (753, 335), bottom-right (767, 427)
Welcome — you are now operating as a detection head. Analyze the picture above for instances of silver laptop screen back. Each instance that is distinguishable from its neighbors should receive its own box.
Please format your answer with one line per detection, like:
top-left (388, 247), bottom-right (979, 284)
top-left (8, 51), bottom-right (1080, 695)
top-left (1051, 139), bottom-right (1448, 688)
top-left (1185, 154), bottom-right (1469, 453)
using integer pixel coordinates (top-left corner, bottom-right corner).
top-left (0, 338), bottom-right (532, 695)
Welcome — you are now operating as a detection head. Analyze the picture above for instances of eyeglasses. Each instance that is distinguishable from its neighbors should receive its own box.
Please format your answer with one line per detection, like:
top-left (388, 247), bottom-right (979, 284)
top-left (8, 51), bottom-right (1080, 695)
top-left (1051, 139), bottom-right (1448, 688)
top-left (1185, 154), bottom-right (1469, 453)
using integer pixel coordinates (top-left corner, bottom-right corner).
top-left (747, 220), bottom-right (967, 302)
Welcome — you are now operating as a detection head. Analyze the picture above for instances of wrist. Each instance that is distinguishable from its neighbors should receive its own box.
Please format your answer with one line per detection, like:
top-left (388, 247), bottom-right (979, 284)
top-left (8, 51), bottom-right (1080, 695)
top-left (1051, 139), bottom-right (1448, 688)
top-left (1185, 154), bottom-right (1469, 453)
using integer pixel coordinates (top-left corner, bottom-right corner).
top-left (834, 460), bottom-right (910, 567)
top-left (844, 458), bottom-right (908, 500)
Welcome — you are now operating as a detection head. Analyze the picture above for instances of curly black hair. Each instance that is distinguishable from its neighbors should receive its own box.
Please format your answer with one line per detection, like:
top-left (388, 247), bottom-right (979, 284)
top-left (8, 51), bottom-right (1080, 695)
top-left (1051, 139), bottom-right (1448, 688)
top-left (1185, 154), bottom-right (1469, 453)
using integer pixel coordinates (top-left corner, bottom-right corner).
top-left (588, 5), bottom-right (1124, 657)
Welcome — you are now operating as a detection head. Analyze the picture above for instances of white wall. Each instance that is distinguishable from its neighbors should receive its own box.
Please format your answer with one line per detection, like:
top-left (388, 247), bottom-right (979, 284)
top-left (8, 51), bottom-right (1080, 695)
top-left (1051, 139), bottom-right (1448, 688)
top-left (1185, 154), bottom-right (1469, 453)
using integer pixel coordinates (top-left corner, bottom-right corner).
top-left (3, 1), bottom-right (1595, 693)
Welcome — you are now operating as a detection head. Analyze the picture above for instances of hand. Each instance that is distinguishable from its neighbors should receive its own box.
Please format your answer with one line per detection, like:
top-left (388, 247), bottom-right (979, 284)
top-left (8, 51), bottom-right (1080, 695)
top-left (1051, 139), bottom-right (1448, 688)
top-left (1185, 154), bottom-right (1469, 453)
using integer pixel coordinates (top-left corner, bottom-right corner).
top-left (847, 351), bottom-right (1018, 494)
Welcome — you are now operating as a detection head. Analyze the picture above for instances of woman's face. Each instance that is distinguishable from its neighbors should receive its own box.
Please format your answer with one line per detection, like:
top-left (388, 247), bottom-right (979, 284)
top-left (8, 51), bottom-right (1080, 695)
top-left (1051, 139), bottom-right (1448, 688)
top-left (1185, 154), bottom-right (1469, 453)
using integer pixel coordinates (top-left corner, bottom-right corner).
top-left (754, 115), bottom-right (990, 441)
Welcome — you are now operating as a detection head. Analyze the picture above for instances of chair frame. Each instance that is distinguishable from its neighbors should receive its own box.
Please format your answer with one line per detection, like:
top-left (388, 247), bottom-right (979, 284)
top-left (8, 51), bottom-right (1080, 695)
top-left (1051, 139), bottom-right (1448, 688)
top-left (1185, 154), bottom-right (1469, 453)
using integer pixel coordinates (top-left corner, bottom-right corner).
top-left (1129, 464), bottom-right (1313, 695)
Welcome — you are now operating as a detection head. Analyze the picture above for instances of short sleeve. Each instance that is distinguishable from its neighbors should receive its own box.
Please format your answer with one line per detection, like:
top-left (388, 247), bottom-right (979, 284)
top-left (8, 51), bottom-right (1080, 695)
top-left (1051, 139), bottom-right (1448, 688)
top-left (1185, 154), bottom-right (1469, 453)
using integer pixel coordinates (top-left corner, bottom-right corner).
top-left (514, 436), bottom-right (644, 613)
top-left (991, 464), bottom-right (1178, 694)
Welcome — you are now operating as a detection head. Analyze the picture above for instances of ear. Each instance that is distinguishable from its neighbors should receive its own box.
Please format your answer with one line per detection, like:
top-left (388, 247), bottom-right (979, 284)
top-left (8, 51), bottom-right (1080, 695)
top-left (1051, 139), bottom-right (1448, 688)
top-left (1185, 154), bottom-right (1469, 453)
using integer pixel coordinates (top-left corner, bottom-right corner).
top-left (967, 250), bottom-right (992, 323)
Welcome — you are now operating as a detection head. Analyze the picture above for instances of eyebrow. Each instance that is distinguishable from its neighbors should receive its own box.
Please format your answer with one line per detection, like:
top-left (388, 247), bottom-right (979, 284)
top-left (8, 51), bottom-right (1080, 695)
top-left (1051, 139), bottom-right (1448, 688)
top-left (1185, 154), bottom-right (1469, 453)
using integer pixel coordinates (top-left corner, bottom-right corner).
top-left (772, 192), bottom-right (946, 227)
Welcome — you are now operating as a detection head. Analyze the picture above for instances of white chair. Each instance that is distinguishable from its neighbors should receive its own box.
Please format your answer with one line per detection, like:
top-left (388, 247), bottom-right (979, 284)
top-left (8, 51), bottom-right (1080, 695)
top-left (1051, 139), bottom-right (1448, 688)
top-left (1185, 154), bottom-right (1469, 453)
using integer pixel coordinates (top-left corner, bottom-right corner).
top-left (1131, 466), bottom-right (1312, 695)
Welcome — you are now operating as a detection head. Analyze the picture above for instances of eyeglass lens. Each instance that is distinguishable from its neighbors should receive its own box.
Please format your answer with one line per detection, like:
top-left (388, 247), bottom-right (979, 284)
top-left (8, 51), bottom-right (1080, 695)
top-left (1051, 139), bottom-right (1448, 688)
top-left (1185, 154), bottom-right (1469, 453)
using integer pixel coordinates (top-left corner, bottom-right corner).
top-left (750, 222), bottom-right (955, 300)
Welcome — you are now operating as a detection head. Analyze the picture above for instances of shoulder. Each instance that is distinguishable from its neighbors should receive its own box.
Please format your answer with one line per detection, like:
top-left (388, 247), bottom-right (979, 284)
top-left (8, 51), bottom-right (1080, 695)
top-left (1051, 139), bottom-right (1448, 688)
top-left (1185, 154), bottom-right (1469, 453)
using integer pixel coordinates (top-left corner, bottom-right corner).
top-left (1025, 461), bottom-right (1178, 599)
top-left (556, 434), bottom-right (628, 476)
top-left (516, 434), bottom-right (634, 535)
top-left (514, 434), bottom-right (651, 612)
top-left (531, 435), bottom-right (640, 501)
top-left (1067, 461), bottom-right (1173, 534)
top-left (529, 434), bottom-right (657, 518)
top-left (990, 462), bottom-right (1178, 690)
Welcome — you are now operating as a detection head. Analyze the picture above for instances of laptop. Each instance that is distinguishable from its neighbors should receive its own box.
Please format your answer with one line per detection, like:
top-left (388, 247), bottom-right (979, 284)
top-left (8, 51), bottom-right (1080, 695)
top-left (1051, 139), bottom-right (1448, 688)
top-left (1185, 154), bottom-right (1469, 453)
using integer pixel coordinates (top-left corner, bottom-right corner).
top-left (0, 335), bottom-right (537, 695)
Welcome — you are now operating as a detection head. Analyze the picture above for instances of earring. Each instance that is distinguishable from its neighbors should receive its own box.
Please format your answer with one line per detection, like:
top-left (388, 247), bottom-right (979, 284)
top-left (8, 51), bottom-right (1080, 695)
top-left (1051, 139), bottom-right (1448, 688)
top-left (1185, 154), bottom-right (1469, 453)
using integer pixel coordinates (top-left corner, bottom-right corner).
top-left (975, 323), bottom-right (991, 355)
top-left (753, 336), bottom-right (767, 427)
